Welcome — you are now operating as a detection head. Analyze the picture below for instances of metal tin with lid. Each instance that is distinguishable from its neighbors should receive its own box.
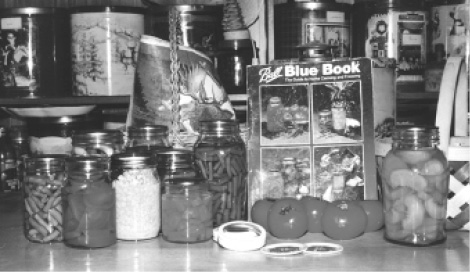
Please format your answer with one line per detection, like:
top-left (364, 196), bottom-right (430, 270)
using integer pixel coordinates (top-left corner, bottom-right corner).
top-left (0, 7), bottom-right (71, 98)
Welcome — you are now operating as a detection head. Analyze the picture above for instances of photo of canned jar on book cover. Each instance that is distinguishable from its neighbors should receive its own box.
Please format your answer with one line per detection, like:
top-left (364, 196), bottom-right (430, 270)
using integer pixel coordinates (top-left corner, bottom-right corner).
top-left (251, 145), bottom-right (364, 204)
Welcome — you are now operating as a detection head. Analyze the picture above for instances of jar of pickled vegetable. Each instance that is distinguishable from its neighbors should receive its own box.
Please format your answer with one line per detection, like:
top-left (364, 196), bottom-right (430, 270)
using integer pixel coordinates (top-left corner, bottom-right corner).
top-left (126, 125), bottom-right (171, 151)
top-left (72, 129), bottom-right (124, 157)
top-left (194, 120), bottom-right (247, 227)
top-left (381, 126), bottom-right (449, 246)
top-left (156, 149), bottom-right (199, 182)
top-left (266, 96), bottom-right (285, 133)
top-left (110, 153), bottom-right (160, 241)
top-left (162, 178), bottom-right (212, 243)
top-left (62, 157), bottom-right (116, 248)
top-left (23, 155), bottom-right (67, 243)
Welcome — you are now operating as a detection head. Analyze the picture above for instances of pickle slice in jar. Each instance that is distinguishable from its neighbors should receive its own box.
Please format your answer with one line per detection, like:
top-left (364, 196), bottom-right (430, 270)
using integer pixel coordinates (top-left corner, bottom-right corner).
top-left (389, 169), bottom-right (427, 192)
top-left (84, 183), bottom-right (115, 210)
top-left (381, 153), bottom-right (408, 183)
top-left (395, 150), bottom-right (432, 165)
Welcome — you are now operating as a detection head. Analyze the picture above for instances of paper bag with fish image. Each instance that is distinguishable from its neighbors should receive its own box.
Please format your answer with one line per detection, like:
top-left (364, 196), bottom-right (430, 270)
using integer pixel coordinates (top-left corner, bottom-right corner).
top-left (127, 35), bottom-right (235, 146)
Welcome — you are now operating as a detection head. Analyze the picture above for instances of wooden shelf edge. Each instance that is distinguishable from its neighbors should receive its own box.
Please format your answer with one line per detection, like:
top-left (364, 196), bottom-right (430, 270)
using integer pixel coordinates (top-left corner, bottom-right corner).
top-left (0, 96), bottom-right (130, 107)
top-left (397, 92), bottom-right (439, 100)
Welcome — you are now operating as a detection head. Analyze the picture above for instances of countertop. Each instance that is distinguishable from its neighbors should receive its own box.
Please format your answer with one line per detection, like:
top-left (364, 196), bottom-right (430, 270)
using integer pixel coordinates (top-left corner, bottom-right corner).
top-left (0, 192), bottom-right (468, 272)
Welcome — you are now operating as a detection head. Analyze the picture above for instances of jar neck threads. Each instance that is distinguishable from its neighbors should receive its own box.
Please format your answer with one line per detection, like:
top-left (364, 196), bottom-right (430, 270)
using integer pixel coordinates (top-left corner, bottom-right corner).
top-left (198, 120), bottom-right (240, 136)
top-left (392, 126), bottom-right (440, 149)
top-left (127, 125), bottom-right (169, 141)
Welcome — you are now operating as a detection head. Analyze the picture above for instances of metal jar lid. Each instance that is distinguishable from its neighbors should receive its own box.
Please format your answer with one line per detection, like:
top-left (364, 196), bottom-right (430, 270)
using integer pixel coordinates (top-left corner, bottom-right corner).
top-left (297, 41), bottom-right (332, 62)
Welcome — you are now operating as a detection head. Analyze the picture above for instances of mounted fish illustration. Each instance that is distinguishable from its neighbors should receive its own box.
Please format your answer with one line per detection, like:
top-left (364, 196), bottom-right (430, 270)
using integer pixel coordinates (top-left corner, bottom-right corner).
top-left (128, 35), bottom-right (235, 145)
top-left (178, 62), bottom-right (235, 134)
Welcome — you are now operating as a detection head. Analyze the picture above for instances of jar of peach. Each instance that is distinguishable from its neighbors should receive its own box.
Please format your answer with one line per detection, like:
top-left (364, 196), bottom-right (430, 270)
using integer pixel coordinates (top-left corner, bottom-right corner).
top-left (381, 126), bottom-right (449, 246)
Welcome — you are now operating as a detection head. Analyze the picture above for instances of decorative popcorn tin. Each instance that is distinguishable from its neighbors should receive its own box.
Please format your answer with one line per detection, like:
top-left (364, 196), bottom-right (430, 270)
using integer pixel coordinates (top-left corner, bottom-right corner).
top-left (70, 6), bottom-right (145, 96)
top-left (0, 8), bottom-right (70, 98)
top-left (247, 58), bottom-right (395, 209)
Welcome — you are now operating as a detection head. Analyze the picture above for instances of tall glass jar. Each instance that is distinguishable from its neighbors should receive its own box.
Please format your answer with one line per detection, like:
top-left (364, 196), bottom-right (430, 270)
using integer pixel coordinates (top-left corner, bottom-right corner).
top-left (162, 178), bottom-right (212, 243)
top-left (62, 157), bottom-right (116, 248)
top-left (125, 125), bottom-right (171, 152)
top-left (72, 129), bottom-right (124, 157)
top-left (266, 96), bottom-right (285, 133)
top-left (23, 155), bottom-right (67, 243)
top-left (110, 153), bottom-right (160, 241)
top-left (381, 126), bottom-right (449, 246)
top-left (156, 149), bottom-right (199, 182)
top-left (9, 126), bottom-right (30, 190)
top-left (193, 120), bottom-right (248, 227)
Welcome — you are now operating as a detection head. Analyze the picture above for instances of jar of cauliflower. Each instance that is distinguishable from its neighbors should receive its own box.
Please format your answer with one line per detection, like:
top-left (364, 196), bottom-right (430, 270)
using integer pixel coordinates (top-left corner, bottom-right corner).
top-left (381, 126), bottom-right (449, 246)
top-left (110, 153), bottom-right (161, 241)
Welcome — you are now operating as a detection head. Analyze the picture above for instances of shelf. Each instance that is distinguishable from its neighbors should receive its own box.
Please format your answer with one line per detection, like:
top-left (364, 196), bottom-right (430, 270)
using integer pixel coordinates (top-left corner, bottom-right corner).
top-left (397, 92), bottom-right (439, 100)
top-left (0, 96), bottom-right (130, 107)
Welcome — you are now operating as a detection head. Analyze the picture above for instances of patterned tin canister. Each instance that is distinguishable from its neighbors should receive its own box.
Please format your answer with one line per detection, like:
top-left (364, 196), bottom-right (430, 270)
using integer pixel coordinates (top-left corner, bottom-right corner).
top-left (0, 8), bottom-right (70, 98)
top-left (274, 0), bottom-right (352, 60)
top-left (70, 6), bottom-right (145, 96)
top-left (429, 0), bottom-right (469, 64)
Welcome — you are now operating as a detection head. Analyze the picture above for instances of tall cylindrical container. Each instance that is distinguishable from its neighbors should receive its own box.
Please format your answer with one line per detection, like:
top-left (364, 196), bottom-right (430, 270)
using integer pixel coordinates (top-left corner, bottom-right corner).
top-left (70, 6), bottom-right (145, 96)
top-left (23, 155), bottom-right (66, 243)
top-left (193, 120), bottom-right (248, 227)
top-left (274, 0), bottom-right (352, 60)
top-left (62, 157), bottom-right (116, 249)
top-left (162, 178), bottom-right (212, 244)
top-left (110, 153), bottom-right (161, 241)
top-left (145, 5), bottom-right (223, 57)
top-left (352, 0), bottom-right (428, 92)
top-left (381, 126), bottom-right (449, 246)
top-left (0, 8), bottom-right (71, 98)
top-left (214, 39), bottom-right (254, 95)
top-left (428, 0), bottom-right (469, 65)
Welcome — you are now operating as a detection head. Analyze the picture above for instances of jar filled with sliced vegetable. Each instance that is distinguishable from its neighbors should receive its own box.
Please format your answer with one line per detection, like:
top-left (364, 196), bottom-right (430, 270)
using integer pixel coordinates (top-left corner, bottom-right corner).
top-left (110, 152), bottom-right (161, 241)
top-left (193, 120), bottom-right (248, 227)
top-left (381, 126), bottom-right (449, 246)
top-left (23, 155), bottom-right (67, 243)
top-left (62, 157), bottom-right (116, 248)
top-left (162, 178), bottom-right (212, 243)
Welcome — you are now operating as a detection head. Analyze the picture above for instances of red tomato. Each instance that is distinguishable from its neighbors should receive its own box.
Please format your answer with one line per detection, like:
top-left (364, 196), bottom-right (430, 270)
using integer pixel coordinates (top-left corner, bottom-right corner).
top-left (267, 198), bottom-right (308, 239)
top-left (250, 199), bottom-right (274, 231)
top-left (321, 200), bottom-right (367, 240)
top-left (300, 196), bottom-right (328, 233)
top-left (358, 200), bottom-right (385, 232)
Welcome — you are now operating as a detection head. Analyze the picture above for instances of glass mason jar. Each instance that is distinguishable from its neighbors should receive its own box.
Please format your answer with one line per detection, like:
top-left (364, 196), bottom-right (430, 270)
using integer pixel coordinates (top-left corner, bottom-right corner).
top-left (72, 129), bottom-right (124, 157)
top-left (62, 157), bottom-right (116, 248)
top-left (162, 178), bottom-right (212, 243)
top-left (281, 157), bottom-right (298, 197)
top-left (23, 155), bottom-right (67, 243)
top-left (125, 125), bottom-right (171, 151)
top-left (193, 120), bottom-right (248, 227)
top-left (156, 149), bottom-right (199, 182)
top-left (266, 96), bottom-right (285, 133)
top-left (381, 126), bottom-right (449, 246)
top-left (110, 153), bottom-right (161, 241)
